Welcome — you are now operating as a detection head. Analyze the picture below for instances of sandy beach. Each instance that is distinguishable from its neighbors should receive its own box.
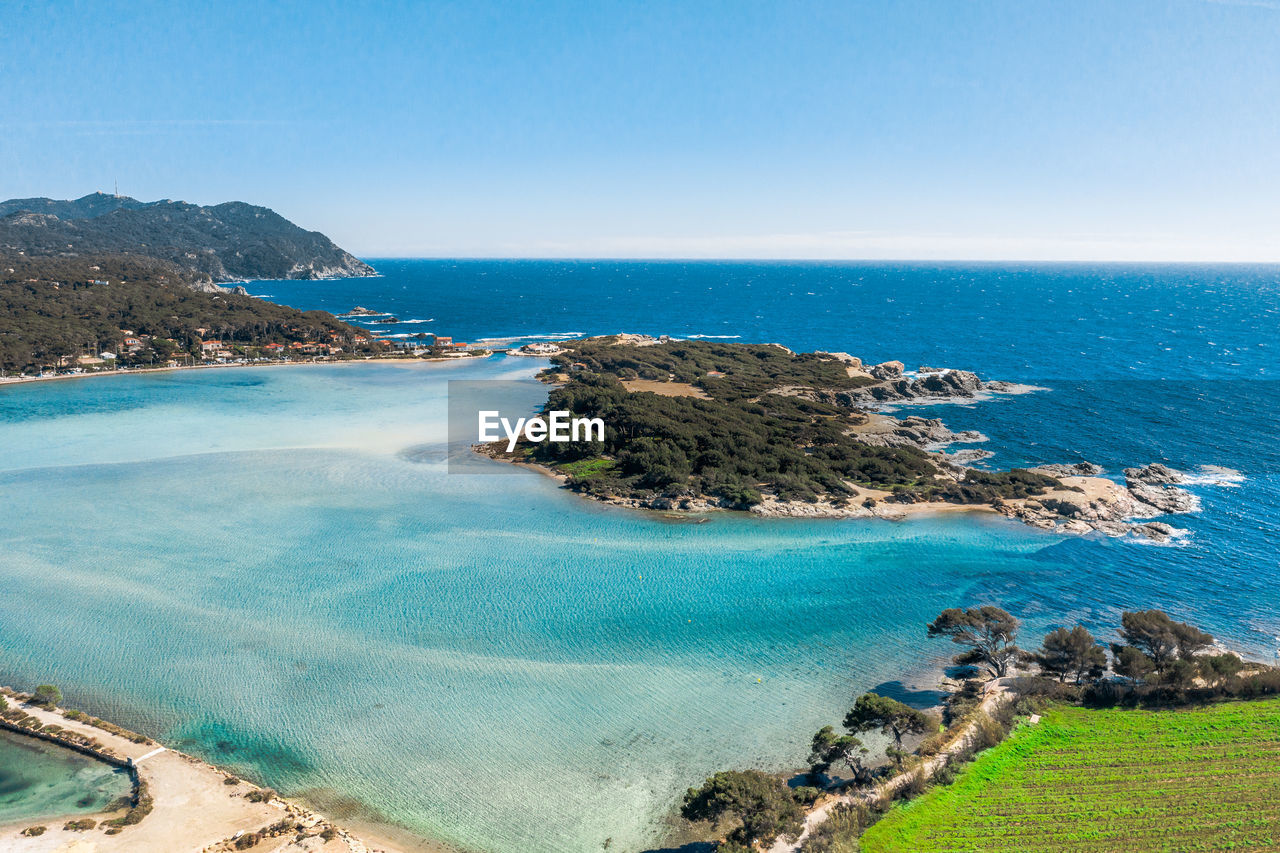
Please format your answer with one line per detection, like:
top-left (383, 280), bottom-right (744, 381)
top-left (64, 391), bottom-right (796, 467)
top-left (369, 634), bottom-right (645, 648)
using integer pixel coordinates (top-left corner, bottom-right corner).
top-left (0, 696), bottom-right (418, 853)
top-left (0, 352), bottom-right (491, 389)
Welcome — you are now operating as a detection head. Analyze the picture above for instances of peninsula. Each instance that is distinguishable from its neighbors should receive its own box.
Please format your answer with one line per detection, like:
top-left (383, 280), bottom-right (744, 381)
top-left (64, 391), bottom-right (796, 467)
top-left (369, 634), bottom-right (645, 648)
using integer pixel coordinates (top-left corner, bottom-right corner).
top-left (490, 335), bottom-right (1218, 541)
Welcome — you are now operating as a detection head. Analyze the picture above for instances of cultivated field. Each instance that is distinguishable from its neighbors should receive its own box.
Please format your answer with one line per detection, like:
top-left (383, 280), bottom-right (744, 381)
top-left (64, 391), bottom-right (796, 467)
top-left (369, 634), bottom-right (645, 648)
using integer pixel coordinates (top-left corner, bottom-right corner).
top-left (860, 699), bottom-right (1280, 852)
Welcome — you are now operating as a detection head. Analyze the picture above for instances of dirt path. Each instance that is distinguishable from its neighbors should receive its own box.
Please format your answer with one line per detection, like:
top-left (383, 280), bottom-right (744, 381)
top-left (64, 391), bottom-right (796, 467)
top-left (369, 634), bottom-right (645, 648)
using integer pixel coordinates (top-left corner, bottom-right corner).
top-left (767, 680), bottom-right (1012, 853)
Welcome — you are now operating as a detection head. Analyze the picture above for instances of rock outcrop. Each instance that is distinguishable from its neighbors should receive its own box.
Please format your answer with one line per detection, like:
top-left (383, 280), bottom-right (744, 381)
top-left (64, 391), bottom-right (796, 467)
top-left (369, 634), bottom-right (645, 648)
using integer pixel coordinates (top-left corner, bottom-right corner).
top-left (1006, 463), bottom-right (1219, 541)
top-left (868, 360), bottom-right (905, 380)
top-left (855, 416), bottom-right (987, 450)
top-left (836, 369), bottom-right (990, 406)
top-left (1035, 462), bottom-right (1104, 478)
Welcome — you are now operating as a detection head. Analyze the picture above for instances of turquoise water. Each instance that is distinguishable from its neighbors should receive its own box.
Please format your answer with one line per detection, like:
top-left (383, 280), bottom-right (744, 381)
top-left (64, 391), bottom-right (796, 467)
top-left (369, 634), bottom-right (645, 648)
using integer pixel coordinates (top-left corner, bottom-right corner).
top-left (0, 729), bottom-right (131, 825)
top-left (1, 261), bottom-right (1278, 851)
top-left (0, 359), bottom-right (1055, 852)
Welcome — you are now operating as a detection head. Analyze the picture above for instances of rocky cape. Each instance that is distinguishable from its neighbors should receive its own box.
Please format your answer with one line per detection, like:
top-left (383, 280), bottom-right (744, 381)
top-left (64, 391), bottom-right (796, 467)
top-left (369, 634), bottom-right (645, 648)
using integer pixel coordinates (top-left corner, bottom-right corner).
top-left (495, 336), bottom-right (1235, 542)
top-left (0, 192), bottom-right (375, 282)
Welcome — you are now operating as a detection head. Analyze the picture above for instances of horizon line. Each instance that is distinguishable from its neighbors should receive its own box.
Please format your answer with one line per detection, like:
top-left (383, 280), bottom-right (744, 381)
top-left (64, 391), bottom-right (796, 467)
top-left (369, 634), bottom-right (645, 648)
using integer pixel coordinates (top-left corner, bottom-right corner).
top-left (356, 255), bottom-right (1280, 266)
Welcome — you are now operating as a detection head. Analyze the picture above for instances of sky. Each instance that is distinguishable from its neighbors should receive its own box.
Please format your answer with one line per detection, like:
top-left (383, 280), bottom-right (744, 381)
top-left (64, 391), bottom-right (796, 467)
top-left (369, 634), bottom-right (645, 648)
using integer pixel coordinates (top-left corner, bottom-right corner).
top-left (3, 0), bottom-right (1280, 261)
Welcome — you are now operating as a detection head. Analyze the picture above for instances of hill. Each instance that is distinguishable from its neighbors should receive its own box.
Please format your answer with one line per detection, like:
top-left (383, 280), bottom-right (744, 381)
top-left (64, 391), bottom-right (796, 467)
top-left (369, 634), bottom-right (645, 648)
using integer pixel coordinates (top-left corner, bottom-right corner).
top-left (0, 254), bottom-right (382, 373)
top-left (0, 192), bottom-right (375, 282)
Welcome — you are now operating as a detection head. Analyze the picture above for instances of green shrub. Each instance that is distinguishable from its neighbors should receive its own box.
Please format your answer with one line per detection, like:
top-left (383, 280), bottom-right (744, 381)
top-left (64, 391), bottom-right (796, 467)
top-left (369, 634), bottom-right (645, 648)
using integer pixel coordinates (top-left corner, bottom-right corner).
top-left (105, 795), bottom-right (154, 827)
top-left (32, 684), bottom-right (62, 707)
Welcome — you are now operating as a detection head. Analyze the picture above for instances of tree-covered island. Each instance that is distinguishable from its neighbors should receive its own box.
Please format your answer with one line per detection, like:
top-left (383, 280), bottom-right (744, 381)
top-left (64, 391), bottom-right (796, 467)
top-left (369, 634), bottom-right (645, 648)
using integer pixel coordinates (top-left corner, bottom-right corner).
top-left (488, 335), bottom-right (1220, 540)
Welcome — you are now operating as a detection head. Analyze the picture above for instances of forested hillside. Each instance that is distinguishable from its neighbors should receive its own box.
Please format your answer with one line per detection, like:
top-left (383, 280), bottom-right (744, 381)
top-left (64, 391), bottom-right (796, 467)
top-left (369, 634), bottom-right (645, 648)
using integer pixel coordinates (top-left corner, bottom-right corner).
top-left (0, 192), bottom-right (375, 281)
top-left (0, 254), bottom-right (378, 373)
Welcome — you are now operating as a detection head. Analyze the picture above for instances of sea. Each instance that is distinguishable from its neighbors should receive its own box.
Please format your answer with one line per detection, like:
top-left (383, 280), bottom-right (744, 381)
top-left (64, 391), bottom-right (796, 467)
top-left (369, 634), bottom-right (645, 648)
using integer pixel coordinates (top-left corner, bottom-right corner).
top-left (0, 260), bottom-right (1276, 852)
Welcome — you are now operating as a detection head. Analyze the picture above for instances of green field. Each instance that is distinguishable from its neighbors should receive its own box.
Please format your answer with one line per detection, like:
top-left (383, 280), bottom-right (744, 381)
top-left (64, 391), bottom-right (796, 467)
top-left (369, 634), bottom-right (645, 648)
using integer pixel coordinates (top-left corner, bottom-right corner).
top-left (860, 700), bottom-right (1280, 853)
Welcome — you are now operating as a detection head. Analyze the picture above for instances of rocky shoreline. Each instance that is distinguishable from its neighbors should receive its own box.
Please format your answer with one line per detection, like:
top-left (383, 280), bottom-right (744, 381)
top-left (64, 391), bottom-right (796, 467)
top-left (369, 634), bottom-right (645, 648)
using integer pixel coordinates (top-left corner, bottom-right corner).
top-left (1001, 462), bottom-right (1220, 542)
top-left (559, 463), bottom-right (1226, 544)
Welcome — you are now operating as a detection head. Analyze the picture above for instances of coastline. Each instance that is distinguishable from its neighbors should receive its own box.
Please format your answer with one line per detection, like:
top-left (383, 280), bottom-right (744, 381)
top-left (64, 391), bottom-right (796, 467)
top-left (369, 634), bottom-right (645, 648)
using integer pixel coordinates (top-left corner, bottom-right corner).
top-left (496, 451), bottom-right (1002, 523)
top-left (0, 352), bottom-right (490, 389)
top-left (0, 691), bottom-right (416, 852)
top-left (479, 445), bottom-right (1206, 542)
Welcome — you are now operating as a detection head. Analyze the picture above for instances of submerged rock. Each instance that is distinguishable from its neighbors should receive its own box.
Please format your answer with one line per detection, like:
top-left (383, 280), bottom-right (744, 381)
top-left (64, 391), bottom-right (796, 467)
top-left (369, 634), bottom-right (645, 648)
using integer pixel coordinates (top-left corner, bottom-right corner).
top-left (1131, 521), bottom-right (1187, 543)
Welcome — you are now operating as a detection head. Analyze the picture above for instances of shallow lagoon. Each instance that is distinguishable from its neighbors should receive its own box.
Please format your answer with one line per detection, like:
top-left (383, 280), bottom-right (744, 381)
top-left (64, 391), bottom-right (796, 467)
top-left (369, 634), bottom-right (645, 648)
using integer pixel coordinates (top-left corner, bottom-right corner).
top-left (0, 729), bottom-right (131, 826)
top-left (0, 353), bottom-right (1274, 852)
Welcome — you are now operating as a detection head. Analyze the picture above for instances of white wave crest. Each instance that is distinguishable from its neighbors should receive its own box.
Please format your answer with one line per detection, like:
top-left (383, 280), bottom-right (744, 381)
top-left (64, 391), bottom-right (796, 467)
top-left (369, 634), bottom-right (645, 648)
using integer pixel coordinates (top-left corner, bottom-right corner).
top-left (1180, 465), bottom-right (1247, 487)
top-left (1129, 528), bottom-right (1194, 547)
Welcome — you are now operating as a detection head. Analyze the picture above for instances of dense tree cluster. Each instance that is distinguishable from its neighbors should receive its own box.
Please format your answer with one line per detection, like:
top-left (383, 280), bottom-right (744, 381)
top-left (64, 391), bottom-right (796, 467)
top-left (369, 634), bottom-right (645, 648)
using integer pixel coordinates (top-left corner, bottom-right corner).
top-left (531, 371), bottom-right (941, 505)
top-left (548, 338), bottom-right (876, 400)
top-left (681, 770), bottom-right (817, 849)
top-left (684, 604), bottom-right (1280, 852)
top-left (924, 604), bottom-right (1267, 706)
top-left (0, 254), bottom-right (376, 372)
top-left (521, 340), bottom-right (1060, 506)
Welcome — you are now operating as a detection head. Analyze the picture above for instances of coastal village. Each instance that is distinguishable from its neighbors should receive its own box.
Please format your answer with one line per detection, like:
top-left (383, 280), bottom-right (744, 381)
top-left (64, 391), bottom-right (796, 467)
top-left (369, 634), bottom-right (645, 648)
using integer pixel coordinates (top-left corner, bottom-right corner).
top-left (1, 292), bottom-right (483, 382)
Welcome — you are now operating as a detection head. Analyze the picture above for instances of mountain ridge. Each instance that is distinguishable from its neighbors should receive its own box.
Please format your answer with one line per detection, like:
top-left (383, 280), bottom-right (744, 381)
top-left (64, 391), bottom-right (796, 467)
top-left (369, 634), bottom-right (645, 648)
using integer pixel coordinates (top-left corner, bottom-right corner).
top-left (0, 192), bottom-right (376, 282)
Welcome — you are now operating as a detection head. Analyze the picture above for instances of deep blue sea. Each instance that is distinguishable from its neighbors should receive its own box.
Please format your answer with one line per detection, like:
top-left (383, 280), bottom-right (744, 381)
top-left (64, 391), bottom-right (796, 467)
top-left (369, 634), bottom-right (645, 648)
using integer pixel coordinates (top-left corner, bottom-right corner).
top-left (0, 261), bottom-right (1276, 853)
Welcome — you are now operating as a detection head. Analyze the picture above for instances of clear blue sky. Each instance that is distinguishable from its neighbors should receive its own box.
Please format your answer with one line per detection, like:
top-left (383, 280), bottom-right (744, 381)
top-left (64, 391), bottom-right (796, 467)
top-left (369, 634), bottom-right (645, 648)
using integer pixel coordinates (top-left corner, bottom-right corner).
top-left (5, 0), bottom-right (1279, 260)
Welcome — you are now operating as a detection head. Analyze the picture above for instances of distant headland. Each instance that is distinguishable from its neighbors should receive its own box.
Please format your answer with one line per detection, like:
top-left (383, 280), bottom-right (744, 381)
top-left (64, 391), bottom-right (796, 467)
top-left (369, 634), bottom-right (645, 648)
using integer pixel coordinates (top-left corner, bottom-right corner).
top-left (0, 192), bottom-right (375, 282)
